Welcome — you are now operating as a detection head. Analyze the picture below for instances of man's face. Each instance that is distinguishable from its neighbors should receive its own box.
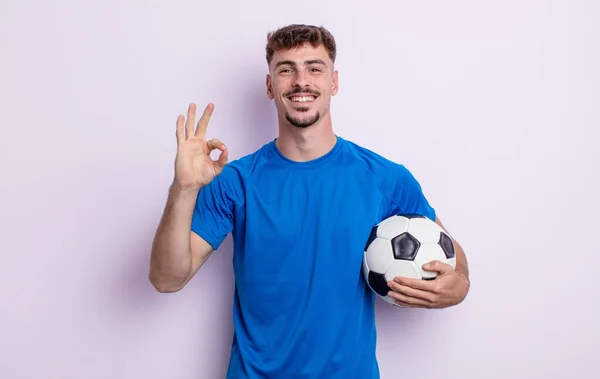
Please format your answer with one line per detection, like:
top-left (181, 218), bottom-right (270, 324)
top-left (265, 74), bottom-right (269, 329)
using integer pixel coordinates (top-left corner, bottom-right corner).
top-left (266, 43), bottom-right (338, 128)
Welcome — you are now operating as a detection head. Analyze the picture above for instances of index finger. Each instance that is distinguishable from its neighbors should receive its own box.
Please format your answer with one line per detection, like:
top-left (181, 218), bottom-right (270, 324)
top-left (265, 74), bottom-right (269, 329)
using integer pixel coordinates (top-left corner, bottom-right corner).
top-left (195, 103), bottom-right (215, 138)
top-left (393, 276), bottom-right (439, 292)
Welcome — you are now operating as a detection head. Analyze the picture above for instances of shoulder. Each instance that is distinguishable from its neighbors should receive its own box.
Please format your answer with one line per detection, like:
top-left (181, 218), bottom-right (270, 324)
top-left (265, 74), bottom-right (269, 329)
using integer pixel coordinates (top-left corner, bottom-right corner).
top-left (339, 137), bottom-right (430, 204)
top-left (345, 140), bottom-right (435, 219)
top-left (339, 137), bottom-right (414, 182)
top-left (343, 138), bottom-right (435, 219)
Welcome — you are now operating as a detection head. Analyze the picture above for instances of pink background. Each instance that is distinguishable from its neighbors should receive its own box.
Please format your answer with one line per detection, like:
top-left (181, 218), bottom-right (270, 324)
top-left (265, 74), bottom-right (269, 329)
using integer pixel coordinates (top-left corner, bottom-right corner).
top-left (1, 1), bottom-right (598, 378)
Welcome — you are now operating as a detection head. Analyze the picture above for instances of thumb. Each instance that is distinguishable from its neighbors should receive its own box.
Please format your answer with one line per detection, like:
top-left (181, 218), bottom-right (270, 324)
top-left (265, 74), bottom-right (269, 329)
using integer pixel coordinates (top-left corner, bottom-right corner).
top-left (422, 260), bottom-right (451, 274)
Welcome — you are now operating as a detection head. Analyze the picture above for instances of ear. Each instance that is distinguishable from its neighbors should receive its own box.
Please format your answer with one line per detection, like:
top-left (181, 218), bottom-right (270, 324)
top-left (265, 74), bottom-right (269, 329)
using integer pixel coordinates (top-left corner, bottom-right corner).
top-left (331, 70), bottom-right (339, 96)
top-left (266, 74), bottom-right (274, 99)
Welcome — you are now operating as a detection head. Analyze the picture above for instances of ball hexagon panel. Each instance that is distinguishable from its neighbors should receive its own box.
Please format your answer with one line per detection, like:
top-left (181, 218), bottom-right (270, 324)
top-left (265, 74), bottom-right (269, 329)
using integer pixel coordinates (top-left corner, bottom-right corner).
top-left (405, 216), bottom-right (444, 244)
top-left (384, 259), bottom-right (421, 281)
top-left (446, 257), bottom-right (457, 272)
top-left (365, 237), bottom-right (394, 274)
top-left (375, 215), bottom-right (410, 240)
top-left (412, 243), bottom-right (450, 279)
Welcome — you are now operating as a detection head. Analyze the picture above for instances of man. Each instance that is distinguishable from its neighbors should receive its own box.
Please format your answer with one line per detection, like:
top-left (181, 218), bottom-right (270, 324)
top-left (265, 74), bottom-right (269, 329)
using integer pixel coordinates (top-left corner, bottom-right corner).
top-left (149, 24), bottom-right (470, 379)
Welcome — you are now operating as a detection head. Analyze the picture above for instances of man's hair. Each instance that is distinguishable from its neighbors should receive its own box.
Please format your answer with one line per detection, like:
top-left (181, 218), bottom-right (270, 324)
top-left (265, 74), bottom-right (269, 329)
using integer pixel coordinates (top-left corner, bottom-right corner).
top-left (265, 24), bottom-right (337, 65)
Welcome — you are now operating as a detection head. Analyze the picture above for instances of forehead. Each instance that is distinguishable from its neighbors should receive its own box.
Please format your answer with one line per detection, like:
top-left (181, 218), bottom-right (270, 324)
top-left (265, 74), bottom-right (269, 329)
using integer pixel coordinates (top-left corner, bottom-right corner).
top-left (270, 43), bottom-right (332, 68)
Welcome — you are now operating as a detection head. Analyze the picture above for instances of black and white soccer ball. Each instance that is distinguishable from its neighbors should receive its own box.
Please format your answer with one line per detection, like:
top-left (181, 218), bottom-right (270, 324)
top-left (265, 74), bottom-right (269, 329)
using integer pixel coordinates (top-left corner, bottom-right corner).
top-left (362, 213), bottom-right (456, 306)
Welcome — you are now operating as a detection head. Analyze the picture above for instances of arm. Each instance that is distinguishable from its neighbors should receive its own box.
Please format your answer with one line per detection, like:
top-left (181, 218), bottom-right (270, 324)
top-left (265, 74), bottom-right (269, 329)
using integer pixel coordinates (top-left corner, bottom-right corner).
top-left (149, 181), bottom-right (214, 293)
top-left (149, 102), bottom-right (230, 293)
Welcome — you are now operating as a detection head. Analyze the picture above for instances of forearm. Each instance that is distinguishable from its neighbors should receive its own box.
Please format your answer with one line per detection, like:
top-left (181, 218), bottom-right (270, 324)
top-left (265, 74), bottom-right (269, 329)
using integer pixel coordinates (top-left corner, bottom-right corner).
top-left (453, 239), bottom-right (470, 284)
top-left (149, 181), bottom-right (200, 291)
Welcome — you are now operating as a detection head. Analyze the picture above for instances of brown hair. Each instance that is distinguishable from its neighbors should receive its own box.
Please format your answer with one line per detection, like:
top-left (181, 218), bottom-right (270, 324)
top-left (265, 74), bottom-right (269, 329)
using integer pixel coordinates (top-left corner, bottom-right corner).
top-left (265, 24), bottom-right (337, 65)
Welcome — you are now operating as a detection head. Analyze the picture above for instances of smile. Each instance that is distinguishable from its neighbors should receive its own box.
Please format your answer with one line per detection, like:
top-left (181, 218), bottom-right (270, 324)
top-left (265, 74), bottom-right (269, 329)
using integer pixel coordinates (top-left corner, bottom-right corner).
top-left (288, 95), bottom-right (317, 103)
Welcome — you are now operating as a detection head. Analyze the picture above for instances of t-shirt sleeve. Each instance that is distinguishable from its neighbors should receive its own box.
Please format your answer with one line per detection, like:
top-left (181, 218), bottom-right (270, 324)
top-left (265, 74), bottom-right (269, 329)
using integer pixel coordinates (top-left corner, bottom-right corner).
top-left (381, 164), bottom-right (436, 222)
top-left (190, 166), bottom-right (240, 250)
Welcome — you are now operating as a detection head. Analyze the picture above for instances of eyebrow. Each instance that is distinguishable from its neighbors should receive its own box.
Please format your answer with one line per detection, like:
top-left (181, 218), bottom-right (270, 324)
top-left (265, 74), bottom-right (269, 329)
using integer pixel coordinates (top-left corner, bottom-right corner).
top-left (275, 59), bottom-right (328, 68)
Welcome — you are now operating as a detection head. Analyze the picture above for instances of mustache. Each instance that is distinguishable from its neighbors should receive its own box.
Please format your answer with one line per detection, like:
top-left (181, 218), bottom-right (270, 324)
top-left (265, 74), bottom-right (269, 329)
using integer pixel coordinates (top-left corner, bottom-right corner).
top-left (284, 88), bottom-right (320, 97)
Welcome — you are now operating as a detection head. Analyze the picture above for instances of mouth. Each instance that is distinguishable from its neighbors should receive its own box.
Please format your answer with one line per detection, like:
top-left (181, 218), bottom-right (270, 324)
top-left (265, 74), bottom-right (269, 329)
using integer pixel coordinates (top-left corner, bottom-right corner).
top-left (286, 94), bottom-right (318, 104)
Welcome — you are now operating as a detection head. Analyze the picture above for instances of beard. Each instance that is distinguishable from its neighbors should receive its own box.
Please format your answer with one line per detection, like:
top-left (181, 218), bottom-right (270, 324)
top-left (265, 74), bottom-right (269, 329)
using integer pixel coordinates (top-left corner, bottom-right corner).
top-left (285, 108), bottom-right (321, 128)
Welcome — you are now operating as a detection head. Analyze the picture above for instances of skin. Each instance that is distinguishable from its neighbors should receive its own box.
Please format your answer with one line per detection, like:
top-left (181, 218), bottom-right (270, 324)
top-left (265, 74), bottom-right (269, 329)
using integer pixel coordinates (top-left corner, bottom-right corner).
top-left (265, 42), bottom-right (339, 162)
top-left (149, 103), bottom-right (225, 293)
top-left (149, 42), bottom-right (470, 309)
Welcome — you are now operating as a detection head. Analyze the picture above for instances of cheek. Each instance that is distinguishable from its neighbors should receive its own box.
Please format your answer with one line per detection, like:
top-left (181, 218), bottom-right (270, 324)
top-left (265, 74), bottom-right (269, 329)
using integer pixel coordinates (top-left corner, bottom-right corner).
top-left (273, 85), bottom-right (287, 99)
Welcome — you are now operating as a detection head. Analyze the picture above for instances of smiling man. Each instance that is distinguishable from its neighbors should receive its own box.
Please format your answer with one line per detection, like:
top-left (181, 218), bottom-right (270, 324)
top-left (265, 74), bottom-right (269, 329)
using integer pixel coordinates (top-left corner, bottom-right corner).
top-left (269, 54), bottom-right (334, 129)
top-left (265, 29), bottom-right (340, 162)
top-left (149, 24), bottom-right (470, 379)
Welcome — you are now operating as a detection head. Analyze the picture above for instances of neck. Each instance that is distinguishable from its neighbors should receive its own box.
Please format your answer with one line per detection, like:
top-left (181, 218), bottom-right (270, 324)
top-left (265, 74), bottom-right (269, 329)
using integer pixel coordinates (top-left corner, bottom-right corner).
top-left (275, 114), bottom-right (337, 162)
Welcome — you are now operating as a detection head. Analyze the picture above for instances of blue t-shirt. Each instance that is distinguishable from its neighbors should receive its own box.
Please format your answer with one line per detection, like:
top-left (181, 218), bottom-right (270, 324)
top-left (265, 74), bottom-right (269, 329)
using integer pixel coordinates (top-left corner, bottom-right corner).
top-left (191, 136), bottom-right (435, 379)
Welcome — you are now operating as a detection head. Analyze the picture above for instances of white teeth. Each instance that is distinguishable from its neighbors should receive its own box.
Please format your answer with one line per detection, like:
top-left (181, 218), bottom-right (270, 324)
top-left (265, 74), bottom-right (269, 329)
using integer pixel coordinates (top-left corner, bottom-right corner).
top-left (290, 96), bottom-right (315, 102)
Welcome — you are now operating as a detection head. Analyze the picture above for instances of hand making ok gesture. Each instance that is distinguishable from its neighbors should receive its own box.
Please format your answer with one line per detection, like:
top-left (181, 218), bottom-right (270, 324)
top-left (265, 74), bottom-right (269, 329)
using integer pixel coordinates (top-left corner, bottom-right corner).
top-left (174, 103), bottom-right (228, 190)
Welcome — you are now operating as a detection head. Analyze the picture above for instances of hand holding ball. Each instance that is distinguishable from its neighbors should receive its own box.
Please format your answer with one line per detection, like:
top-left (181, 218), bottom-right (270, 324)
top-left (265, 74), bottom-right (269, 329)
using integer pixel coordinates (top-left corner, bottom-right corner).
top-left (362, 214), bottom-right (456, 307)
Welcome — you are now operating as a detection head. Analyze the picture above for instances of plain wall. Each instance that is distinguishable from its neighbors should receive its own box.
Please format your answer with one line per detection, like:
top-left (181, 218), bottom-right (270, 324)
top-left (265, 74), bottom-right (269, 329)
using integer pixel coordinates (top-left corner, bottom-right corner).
top-left (1, 0), bottom-right (598, 378)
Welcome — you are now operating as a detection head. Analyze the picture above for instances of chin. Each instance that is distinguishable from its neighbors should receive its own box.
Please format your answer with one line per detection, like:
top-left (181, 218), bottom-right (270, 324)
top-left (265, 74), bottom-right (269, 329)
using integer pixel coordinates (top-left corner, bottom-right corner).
top-left (285, 111), bottom-right (321, 128)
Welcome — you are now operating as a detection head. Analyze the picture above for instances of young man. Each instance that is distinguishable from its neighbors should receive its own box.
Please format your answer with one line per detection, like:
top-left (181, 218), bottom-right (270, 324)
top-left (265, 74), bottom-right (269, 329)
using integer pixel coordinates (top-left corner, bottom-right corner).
top-left (150, 24), bottom-right (470, 379)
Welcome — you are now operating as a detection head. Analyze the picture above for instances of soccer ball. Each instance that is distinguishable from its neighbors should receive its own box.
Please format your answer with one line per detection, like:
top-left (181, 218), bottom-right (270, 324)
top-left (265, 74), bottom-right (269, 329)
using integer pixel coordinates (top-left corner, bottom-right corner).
top-left (362, 213), bottom-right (456, 306)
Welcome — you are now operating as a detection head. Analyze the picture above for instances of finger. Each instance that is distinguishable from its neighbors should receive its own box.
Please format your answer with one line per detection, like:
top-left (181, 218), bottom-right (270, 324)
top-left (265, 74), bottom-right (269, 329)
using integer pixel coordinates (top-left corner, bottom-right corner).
top-left (394, 276), bottom-right (441, 293)
top-left (175, 114), bottom-right (185, 145)
top-left (205, 138), bottom-right (225, 153)
top-left (388, 280), bottom-right (436, 303)
top-left (216, 147), bottom-right (228, 169)
top-left (195, 103), bottom-right (215, 138)
top-left (205, 138), bottom-right (228, 166)
top-left (422, 260), bottom-right (452, 274)
top-left (387, 290), bottom-right (430, 307)
top-left (185, 103), bottom-right (196, 139)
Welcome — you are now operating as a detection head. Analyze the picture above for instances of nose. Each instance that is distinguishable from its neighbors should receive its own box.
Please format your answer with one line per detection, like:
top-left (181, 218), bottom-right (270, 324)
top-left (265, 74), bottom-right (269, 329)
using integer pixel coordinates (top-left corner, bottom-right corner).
top-left (292, 70), bottom-right (310, 88)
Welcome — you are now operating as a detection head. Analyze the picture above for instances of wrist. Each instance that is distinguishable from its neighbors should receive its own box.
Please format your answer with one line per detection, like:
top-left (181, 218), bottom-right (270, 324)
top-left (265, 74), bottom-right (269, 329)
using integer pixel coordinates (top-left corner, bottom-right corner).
top-left (170, 180), bottom-right (202, 197)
